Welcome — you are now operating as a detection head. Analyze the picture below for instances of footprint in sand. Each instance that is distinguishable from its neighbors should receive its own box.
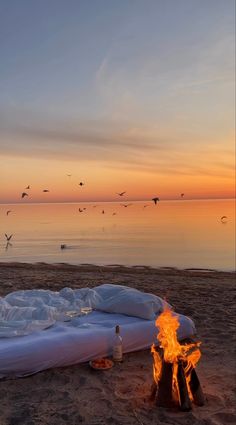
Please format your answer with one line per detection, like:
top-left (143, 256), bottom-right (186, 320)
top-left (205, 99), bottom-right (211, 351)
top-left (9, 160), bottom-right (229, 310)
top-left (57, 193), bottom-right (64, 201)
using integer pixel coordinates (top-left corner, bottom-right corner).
top-left (204, 393), bottom-right (225, 408)
top-left (115, 380), bottom-right (151, 400)
top-left (77, 387), bottom-right (104, 403)
top-left (90, 398), bottom-right (113, 416)
top-left (212, 412), bottom-right (236, 424)
top-left (115, 386), bottom-right (134, 400)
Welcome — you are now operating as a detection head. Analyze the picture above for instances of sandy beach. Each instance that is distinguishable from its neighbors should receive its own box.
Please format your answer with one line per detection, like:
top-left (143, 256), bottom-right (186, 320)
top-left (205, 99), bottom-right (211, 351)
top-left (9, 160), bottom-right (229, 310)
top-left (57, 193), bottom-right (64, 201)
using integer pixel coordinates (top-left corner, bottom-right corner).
top-left (0, 262), bottom-right (235, 425)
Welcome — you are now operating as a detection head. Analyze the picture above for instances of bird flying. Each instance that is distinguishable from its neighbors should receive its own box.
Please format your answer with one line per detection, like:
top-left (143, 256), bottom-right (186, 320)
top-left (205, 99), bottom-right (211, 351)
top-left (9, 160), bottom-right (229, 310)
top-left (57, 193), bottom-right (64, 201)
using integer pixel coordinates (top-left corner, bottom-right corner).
top-left (6, 210), bottom-right (11, 215)
top-left (5, 234), bottom-right (13, 241)
top-left (79, 182), bottom-right (85, 186)
top-left (116, 191), bottom-right (126, 196)
top-left (21, 192), bottom-right (28, 198)
top-left (152, 197), bottom-right (160, 204)
top-left (180, 193), bottom-right (185, 198)
top-left (43, 189), bottom-right (49, 192)
top-left (220, 216), bottom-right (228, 223)
top-left (25, 185), bottom-right (30, 189)
top-left (121, 203), bottom-right (132, 208)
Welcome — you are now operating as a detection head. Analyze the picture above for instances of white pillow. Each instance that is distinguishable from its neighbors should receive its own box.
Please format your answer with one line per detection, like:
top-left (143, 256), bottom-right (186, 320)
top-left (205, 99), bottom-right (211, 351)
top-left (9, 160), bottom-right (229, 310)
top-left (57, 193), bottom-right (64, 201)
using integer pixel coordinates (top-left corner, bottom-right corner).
top-left (74, 288), bottom-right (102, 308)
top-left (94, 284), bottom-right (131, 299)
top-left (96, 286), bottom-right (170, 320)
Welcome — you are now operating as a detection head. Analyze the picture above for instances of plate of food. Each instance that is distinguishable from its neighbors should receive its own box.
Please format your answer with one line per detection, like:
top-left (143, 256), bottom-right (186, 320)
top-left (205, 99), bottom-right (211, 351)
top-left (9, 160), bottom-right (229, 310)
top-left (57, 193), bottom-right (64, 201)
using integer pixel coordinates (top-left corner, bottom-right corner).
top-left (89, 358), bottom-right (114, 370)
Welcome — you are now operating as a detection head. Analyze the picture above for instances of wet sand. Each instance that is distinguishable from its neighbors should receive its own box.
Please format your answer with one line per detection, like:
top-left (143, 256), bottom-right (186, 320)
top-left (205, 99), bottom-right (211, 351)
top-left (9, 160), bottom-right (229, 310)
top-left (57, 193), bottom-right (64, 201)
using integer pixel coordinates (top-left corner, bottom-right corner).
top-left (0, 262), bottom-right (235, 425)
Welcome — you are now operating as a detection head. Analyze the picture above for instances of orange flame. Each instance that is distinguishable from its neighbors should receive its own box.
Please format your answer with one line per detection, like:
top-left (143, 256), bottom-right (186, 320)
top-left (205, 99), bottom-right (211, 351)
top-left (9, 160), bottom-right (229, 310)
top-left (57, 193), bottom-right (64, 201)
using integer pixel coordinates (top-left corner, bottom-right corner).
top-left (151, 306), bottom-right (201, 400)
top-left (151, 344), bottom-right (162, 383)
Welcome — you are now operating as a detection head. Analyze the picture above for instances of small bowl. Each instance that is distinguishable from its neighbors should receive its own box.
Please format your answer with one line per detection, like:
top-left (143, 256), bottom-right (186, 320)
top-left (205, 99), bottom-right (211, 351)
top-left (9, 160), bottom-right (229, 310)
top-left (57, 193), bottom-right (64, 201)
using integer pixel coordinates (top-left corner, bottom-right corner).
top-left (89, 358), bottom-right (114, 370)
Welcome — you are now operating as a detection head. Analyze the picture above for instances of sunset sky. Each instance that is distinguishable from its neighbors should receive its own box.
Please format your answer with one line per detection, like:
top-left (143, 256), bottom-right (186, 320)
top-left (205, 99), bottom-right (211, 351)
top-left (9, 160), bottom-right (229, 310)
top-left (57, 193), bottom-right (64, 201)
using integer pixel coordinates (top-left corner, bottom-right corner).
top-left (0, 0), bottom-right (235, 204)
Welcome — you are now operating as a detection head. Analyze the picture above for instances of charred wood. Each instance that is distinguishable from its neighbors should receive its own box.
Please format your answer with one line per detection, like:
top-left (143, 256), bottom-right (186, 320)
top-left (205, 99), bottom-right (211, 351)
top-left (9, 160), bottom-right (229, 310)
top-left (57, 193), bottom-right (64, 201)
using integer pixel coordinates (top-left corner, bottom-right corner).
top-left (189, 368), bottom-right (205, 406)
top-left (177, 361), bottom-right (192, 411)
top-left (156, 361), bottom-right (175, 408)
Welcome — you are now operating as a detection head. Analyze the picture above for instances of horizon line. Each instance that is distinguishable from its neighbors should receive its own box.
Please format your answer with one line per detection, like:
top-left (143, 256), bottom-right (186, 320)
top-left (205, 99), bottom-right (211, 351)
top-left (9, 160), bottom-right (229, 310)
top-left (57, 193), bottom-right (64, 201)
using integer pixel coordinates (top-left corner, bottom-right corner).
top-left (0, 196), bottom-right (235, 206)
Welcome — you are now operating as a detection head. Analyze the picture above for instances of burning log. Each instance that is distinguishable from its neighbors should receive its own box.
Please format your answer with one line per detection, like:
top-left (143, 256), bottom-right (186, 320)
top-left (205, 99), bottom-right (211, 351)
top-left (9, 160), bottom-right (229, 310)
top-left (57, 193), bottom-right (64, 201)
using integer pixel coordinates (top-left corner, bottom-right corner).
top-left (151, 358), bottom-right (204, 410)
top-left (151, 348), bottom-right (204, 410)
top-left (189, 367), bottom-right (205, 406)
top-left (156, 360), bottom-right (175, 408)
top-left (151, 306), bottom-right (205, 411)
top-left (177, 361), bottom-right (192, 411)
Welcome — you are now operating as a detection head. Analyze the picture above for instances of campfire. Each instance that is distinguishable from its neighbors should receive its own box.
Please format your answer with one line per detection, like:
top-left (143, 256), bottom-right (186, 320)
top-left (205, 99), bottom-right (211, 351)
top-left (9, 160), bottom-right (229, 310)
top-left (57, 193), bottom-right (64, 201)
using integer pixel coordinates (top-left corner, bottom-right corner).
top-left (151, 307), bottom-right (205, 411)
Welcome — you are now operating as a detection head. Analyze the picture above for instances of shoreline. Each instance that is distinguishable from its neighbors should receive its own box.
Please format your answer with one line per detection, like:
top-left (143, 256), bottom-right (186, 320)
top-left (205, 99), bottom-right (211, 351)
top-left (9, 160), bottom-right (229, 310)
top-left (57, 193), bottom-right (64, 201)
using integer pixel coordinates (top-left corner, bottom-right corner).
top-left (0, 261), bottom-right (235, 424)
top-left (1, 260), bottom-right (235, 273)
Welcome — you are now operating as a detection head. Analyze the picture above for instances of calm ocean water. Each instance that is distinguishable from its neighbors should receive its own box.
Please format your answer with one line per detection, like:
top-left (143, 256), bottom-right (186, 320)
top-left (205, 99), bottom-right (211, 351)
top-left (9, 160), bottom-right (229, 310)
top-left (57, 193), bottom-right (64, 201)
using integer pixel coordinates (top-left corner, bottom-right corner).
top-left (0, 199), bottom-right (235, 271)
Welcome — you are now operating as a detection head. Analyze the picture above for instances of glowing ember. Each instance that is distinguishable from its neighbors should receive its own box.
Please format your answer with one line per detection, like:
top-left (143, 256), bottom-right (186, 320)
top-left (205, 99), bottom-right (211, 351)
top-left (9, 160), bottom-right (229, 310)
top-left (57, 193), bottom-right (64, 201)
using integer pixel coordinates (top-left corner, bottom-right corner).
top-left (151, 306), bottom-right (203, 409)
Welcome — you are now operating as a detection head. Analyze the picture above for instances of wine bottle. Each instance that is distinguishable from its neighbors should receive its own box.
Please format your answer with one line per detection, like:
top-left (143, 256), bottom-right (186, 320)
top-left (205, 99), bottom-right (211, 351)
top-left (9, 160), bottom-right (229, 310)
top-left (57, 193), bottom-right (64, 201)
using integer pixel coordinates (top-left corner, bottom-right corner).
top-left (112, 325), bottom-right (123, 362)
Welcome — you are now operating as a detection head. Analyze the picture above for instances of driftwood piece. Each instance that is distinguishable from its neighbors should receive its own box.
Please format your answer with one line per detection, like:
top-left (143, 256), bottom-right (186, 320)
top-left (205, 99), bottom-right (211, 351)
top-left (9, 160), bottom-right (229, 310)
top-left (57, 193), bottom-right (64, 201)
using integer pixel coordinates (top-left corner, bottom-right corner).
top-left (156, 361), bottom-right (175, 408)
top-left (189, 368), bottom-right (205, 406)
top-left (177, 361), bottom-right (192, 411)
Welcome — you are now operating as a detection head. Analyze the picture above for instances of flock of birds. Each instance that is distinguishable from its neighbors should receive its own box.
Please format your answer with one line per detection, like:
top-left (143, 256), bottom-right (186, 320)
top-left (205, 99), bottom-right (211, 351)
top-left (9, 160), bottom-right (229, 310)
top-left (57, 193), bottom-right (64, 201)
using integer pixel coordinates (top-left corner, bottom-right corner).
top-left (19, 181), bottom-right (164, 207)
top-left (3, 178), bottom-right (228, 250)
top-left (21, 180), bottom-right (88, 199)
top-left (20, 184), bottom-right (173, 202)
top-left (21, 185), bottom-right (50, 198)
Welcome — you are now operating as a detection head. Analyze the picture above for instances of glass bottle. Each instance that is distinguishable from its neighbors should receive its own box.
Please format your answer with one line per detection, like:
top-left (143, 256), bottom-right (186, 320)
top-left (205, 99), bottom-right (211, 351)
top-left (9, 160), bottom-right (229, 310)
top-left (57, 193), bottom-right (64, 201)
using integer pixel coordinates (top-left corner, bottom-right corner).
top-left (112, 325), bottom-right (123, 362)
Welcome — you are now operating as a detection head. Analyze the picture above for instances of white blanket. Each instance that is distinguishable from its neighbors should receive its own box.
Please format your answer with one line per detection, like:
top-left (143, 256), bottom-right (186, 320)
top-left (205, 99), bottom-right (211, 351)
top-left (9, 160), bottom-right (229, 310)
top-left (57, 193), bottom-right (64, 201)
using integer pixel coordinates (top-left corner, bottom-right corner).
top-left (0, 284), bottom-right (195, 378)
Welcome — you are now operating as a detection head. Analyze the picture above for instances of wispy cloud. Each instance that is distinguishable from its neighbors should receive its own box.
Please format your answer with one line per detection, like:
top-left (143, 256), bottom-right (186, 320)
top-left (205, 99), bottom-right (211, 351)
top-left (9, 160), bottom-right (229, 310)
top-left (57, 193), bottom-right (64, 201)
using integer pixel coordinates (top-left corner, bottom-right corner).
top-left (0, 106), bottom-right (172, 156)
top-left (0, 111), bottom-right (234, 179)
top-left (94, 30), bottom-right (235, 127)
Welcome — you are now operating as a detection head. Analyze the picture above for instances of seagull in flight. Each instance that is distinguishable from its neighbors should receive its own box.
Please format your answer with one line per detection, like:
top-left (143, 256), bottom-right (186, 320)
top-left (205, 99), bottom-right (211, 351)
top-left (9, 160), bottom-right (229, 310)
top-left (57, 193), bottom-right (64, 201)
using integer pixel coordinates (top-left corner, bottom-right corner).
top-left (79, 182), bottom-right (85, 186)
top-left (6, 210), bottom-right (11, 215)
top-left (21, 192), bottom-right (28, 198)
top-left (78, 208), bottom-right (84, 213)
top-left (5, 234), bottom-right (13, 241)
top-left (180, 193), bottom-right (185, 198)
top-left (67, 174), bottom-right (72, 177)
top-left (116, 191), bottom-right (126, 196)
top-left (220, 216), bottom-right (228, 223)
top-left (43, 189), bottom-right (49, 192)
top-left (152, 197), bottom-right (160, 205)
top-left (121, 203), bottom-right (132, 208)
top-left (25, 185), bottom-right (30, 189)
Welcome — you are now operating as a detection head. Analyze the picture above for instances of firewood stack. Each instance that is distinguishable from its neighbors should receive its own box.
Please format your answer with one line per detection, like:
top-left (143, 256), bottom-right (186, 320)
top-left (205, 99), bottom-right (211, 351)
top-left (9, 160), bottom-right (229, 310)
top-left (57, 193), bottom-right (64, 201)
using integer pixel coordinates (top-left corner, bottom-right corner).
top-left (151, 346), bottom-right (205, 411)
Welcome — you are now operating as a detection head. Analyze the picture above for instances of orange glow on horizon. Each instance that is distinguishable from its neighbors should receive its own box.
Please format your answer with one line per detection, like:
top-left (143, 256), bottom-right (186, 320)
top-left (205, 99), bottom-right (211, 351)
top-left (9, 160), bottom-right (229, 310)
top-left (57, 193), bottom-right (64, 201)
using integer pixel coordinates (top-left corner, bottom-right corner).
top-left (0, 173), bottom-right (235, 204)
top-left (0, 137), bottom-right (235, 204)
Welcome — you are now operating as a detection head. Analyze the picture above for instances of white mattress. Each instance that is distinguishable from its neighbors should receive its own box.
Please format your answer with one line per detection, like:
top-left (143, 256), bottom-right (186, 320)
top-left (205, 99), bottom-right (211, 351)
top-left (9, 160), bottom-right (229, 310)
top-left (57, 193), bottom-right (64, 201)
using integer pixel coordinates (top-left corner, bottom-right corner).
top-left (0, 285), bottom-right (196, 378)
